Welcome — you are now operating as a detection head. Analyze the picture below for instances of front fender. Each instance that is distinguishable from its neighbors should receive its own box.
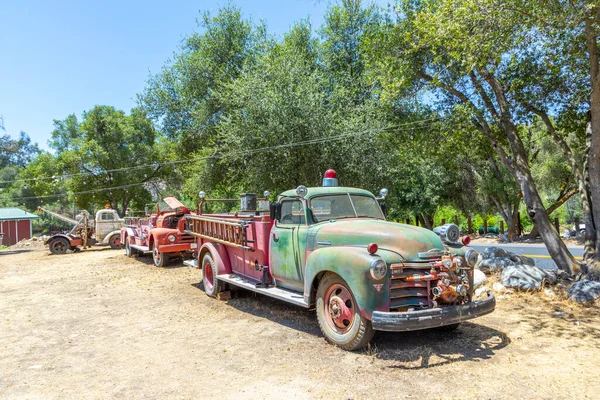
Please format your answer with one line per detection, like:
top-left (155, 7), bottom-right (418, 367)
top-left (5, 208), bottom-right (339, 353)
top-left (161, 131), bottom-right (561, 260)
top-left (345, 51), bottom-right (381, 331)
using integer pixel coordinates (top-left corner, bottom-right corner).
top-left (120, 227), bottom-right (136, 243)
top-left (303, 247), bottom-right (402, 319)
top-left (102, 230), bottom-right (121, 244)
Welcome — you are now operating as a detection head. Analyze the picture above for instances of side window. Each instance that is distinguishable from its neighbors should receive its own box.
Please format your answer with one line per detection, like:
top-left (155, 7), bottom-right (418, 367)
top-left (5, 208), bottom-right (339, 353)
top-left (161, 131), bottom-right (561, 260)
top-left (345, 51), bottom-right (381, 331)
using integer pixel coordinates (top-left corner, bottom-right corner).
top-left (100, 212), bottom-right (115, 221)
top-left (279, 200), bottom-right (305, 224)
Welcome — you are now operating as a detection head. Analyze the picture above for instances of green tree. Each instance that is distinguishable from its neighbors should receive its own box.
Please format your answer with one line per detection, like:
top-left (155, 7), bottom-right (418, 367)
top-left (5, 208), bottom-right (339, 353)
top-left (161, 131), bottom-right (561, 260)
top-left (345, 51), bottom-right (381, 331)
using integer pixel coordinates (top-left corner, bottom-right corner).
top-left (48, 106), bottom-right (164, 214)
top-left (365, 0), bottom-right (585, 274)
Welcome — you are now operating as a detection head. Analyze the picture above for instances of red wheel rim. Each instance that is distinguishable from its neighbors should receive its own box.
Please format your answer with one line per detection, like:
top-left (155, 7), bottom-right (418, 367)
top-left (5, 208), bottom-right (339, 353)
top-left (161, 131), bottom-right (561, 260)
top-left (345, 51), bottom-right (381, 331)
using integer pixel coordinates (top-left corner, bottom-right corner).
top-left (324, 283), bottom-right (355, 334)
top-left (204, 261), bottom-right (214, 291)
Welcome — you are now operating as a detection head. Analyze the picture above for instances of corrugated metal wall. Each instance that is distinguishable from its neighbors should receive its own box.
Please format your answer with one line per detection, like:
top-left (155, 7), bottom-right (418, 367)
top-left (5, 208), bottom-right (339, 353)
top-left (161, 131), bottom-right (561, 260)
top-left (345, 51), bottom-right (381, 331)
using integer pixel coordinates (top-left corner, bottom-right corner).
top-left (0, 220), bottom-right (32, 246)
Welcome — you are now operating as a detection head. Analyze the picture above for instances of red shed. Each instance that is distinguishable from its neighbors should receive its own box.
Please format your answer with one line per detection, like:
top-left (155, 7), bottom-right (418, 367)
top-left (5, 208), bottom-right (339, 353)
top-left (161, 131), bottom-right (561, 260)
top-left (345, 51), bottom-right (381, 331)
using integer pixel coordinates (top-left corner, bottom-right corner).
top-left (0, 208), bottom-right (38, 246)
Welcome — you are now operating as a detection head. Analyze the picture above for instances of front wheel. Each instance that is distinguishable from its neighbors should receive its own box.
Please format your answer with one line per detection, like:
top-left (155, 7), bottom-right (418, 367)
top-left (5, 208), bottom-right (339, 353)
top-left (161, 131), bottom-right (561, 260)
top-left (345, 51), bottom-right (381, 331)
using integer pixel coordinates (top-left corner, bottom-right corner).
top-left (108, 235), bottom-right (121, 249)
top-left (316, 273), bottom-right (374, 351)
top-left (152, 242), bottom-right (169, 267)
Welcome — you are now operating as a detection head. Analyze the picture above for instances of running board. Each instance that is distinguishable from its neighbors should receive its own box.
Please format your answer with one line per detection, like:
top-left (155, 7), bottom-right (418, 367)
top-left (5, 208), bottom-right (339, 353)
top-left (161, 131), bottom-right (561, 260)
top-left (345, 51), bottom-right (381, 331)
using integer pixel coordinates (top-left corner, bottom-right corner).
top-left (183, 259), bottom-right (198, 268)
top-left (217, 274), bottom-right (309, 308)
top-left (130, 244), bottom-right (150, 253)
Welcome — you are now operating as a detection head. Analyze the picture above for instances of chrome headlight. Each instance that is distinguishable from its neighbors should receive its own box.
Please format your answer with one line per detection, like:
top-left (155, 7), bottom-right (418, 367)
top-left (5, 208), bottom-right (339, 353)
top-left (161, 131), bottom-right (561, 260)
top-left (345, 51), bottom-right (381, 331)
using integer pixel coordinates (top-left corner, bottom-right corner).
top-left (370, 258), bottom-right (387, 280)
top-left (168, 234), bottom-right (176, 243)
top-left (465, 248), bottom-right (478, 267)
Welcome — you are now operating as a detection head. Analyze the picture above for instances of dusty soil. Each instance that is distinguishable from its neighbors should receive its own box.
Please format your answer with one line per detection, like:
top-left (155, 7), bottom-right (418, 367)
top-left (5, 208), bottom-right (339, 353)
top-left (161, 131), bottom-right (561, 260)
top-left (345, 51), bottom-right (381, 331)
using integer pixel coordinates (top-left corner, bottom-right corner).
top-left (1, 247), bottom-right (599, 399)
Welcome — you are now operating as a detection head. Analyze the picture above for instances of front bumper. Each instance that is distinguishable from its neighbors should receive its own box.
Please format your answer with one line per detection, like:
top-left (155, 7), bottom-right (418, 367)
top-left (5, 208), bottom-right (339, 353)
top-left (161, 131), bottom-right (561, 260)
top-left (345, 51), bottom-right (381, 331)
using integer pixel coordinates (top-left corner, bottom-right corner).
top-left (371, 292), bottom-right (495, 332)
top-left (157, 242), bottom-right (197, 253)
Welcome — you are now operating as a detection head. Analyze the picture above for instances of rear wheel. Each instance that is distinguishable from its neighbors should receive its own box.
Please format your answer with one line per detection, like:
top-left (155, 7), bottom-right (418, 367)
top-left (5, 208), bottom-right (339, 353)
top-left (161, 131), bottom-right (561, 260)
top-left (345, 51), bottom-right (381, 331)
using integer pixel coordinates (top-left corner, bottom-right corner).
top-left (49, 237), bottom-right (70, 255)
top-left (152, 242), bottom-right (169, 267)
top-left (108, 235), bottom-right (121, 249)
top-left (316, 273), bottom-right (374, 351)
top-left (202, 252), bottom-right (223, 297)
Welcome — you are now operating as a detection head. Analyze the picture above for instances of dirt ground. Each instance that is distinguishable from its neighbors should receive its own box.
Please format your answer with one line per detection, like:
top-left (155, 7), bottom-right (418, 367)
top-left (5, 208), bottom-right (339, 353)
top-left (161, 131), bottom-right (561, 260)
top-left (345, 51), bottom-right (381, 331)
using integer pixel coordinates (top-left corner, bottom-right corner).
top-left (1, 247), bottom-right (599, 399)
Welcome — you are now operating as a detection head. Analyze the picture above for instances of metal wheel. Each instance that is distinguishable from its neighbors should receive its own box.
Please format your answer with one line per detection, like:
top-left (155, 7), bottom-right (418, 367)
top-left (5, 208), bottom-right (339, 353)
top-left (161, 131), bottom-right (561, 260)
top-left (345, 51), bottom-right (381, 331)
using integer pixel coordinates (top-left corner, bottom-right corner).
top-left (202, 252), bottom-right (223, 297)
top-left (125, 237), bottom-right (137, 257)
top-left (316, 273), bottom-right (374, 351)
top-left (49, 237), bottom-right (70, 255)
top-left (152, 241), bottom-right (169, 267)
top-left (109, 235), bottom-right (121, 249)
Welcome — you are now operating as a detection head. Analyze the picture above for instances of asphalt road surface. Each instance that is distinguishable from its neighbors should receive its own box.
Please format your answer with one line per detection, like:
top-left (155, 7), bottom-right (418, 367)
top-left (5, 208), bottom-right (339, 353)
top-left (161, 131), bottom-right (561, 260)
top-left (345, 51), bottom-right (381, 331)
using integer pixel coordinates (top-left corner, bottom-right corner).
top-left (470, 243), bottom-right (584, 270)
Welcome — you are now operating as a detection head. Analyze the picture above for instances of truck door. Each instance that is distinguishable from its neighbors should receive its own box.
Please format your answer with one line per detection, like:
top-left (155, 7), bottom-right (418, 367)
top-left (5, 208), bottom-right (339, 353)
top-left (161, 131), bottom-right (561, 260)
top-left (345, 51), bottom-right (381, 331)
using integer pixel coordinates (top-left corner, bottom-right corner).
top-left (269, 200), bottom-right (308, 292)
top-left (95, 210), bottom-right (120, 241)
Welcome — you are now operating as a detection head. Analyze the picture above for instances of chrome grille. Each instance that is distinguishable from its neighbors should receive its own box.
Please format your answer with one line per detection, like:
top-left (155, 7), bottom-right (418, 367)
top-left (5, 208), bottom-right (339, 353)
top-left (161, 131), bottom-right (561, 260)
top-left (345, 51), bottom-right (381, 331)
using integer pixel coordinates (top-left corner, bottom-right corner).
top-left (389, 259), bottom-right (440, 311)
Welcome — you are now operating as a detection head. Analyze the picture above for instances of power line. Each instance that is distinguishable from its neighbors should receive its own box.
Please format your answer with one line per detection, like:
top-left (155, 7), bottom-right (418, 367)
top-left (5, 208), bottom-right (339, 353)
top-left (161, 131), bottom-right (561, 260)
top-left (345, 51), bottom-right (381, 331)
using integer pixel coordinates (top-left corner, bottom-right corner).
top-left (10, 182), bottom-right (150, 201)
top-left (5, 118), bottom-right (440, 202)
top-left (0, 117), bottom-right (440, 185)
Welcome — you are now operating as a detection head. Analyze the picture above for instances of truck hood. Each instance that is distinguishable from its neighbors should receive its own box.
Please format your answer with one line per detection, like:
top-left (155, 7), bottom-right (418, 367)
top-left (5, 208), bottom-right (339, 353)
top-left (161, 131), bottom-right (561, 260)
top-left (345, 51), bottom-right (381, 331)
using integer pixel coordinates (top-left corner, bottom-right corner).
top-left (314, 219), bottom-right (444, 261)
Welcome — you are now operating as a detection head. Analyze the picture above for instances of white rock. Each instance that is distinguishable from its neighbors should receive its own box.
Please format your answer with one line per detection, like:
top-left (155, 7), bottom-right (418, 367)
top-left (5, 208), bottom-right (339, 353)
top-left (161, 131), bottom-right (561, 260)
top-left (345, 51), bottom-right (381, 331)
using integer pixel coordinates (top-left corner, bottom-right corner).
top-left (475, 286), bottom-right (488, 297)
top-left (473, 269), bottom-right (487, 288)
top-left (493, 282), bottom-right (506, 293)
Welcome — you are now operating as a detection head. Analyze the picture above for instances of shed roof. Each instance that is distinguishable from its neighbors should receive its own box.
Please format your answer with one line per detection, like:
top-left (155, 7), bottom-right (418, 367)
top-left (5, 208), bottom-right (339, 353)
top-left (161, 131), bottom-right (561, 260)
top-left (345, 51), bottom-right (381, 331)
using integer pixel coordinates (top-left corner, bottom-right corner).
top-left (0, 208), bottom-right (38, 221)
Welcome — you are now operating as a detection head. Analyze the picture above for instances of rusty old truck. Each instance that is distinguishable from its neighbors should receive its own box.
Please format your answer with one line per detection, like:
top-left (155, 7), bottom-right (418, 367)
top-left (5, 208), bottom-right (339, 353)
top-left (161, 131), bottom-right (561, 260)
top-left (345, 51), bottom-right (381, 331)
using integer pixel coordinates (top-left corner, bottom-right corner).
top-left (181, 170), bottom-right (495, 350)
top-left (121, 196), bottom-right (197, 267)
top-left (39, 207), bottom-right (123, 254)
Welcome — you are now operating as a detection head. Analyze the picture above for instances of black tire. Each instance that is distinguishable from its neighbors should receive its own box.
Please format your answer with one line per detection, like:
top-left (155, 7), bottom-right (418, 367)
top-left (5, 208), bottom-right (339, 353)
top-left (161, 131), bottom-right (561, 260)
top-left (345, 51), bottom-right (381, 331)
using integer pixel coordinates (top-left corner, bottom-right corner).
top-left (49, 237), bottom-right (70, 255)
top-left (201, 252), bottom-right (223, 297)
top-left (125, 237), bottom-right (137, 257)
top-left (108, 235), bottom-right (121, 250)
top-left (152, 241), bottom-right (169, 267)
top-left (435, 323), bottom-right (461, 332)
top-left (316, 273), bottom-right (374, 351)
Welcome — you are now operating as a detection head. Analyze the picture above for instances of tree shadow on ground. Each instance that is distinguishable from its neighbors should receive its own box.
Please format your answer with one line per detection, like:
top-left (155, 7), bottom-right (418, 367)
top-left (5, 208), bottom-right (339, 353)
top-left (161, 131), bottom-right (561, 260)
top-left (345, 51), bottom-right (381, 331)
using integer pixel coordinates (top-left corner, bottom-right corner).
top-left (373, 322), bottom-right (510, 369)
top-left (125, 253), bottom-right (189, 269)
top-left (190, 283), bottom-right (509, 366)
top-left (0, 249), bottom-right (35, 256)
top-left (190, 282), bottom-right (322, 336)
top-left (506, 301), bottom-right (600, 341)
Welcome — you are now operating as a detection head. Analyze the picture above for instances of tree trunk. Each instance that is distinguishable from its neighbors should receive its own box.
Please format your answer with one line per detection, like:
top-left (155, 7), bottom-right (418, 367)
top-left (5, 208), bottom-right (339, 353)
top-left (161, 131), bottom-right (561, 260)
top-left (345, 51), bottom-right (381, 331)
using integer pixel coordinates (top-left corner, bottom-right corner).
top-left (582, 123), bottom-right (597, 266)
top-left (515, 167), bottom-right (578, 275)
top-left (527, 188), bottom-right (577, 238)
top-left (478, 67), bottom-right (578, 275)
top-left (585, 18), bottom-right (600, 269)
top-left (419, 214), bottom-right (433, 230)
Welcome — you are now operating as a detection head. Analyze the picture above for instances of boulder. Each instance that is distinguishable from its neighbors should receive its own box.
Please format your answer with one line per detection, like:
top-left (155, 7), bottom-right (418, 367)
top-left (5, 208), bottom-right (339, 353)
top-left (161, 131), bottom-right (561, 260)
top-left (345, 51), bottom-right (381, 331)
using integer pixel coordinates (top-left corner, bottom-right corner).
top-left (567, 280), bottom-right (600, 303)
top-left (478, 257), bottom-right (511, 273)
top-left (478, 246), bottom-right (509, 260)
top-left (476, 247), bottom-right (536, 273)
top-left (501, 264), bottom-right (548, 290)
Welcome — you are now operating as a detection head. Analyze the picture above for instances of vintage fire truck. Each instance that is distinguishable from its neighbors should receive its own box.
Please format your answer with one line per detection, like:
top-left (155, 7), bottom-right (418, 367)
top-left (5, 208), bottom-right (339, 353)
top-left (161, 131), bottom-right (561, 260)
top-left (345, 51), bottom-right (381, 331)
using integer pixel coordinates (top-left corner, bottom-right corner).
top-left (181, 170), bottom-right (495, 350)
top-left (120, 196), bottom-right (197, 267)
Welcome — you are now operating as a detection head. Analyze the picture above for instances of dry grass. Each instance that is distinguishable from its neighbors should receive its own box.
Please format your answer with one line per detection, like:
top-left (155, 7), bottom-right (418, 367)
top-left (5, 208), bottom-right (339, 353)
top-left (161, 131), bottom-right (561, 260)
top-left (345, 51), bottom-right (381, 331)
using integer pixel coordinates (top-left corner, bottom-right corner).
top-left (1, 248), bottom-right (599, 399)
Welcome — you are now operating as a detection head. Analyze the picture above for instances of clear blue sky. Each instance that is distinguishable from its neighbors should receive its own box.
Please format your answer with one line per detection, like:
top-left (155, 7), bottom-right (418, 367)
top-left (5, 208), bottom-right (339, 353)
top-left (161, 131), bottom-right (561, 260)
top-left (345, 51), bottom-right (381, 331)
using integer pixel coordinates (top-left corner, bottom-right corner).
top-left (1, 0), bottom-right (386, 151)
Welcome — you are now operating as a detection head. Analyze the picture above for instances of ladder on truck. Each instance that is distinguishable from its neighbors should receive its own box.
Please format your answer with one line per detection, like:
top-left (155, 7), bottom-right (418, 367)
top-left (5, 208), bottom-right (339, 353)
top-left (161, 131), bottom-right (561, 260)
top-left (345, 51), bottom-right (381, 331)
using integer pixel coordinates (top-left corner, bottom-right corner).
top-left (184, 214), bottom-right (255, 251)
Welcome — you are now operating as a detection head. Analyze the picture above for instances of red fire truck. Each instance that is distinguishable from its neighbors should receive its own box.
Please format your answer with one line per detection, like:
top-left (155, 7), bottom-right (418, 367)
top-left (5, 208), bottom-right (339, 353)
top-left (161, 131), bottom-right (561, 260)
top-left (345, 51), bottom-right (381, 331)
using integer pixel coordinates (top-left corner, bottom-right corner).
top-left (121, 196), bottom-right (197, 267)
top-left (180, 170), bottom-right (494, 350)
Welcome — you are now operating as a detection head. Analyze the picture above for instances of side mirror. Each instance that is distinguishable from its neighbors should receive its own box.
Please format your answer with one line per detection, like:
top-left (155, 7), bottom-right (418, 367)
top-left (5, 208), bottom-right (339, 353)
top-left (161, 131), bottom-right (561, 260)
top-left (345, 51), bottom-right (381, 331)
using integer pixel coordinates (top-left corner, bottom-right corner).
top-left (380, 203), bottom-right (388, 218)
top-left (269, 202), bottom-right (282, 221)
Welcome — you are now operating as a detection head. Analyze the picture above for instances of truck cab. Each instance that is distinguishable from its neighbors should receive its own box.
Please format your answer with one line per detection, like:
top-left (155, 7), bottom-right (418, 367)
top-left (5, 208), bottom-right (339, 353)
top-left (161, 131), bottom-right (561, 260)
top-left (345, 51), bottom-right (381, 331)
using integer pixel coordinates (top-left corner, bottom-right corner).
top-left (185, 170), bottom-right (495, 350)
top-left (95, 209), bottom-right (123, 242)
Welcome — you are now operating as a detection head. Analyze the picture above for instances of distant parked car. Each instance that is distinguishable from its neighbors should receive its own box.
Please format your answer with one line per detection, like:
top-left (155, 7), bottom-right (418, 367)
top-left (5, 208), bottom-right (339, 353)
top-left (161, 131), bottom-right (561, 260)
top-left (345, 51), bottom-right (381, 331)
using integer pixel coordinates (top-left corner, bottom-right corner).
top-left (562, 223), bottom-right (586, 238)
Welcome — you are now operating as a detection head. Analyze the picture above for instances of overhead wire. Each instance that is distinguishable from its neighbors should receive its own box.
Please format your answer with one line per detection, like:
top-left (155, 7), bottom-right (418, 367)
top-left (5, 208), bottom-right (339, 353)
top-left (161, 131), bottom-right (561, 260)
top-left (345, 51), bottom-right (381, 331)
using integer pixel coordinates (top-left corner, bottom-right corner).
top-left (0, 116), bottom-right (440, 185)
top-left (4, 116), bottom-right (441, 202)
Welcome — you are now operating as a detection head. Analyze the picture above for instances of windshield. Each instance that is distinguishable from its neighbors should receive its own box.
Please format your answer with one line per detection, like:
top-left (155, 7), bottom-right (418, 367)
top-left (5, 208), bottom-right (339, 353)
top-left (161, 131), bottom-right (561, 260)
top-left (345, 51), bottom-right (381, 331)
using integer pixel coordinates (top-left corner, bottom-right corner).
top-left (310, 194), bottom-right (384, 222)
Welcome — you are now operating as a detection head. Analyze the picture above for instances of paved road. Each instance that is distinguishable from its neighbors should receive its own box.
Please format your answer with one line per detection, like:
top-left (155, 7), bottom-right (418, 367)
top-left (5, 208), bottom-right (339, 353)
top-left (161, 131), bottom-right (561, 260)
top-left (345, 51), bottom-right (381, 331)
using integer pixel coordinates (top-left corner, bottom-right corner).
top-left (470, 243), bottom-right (584, 269)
